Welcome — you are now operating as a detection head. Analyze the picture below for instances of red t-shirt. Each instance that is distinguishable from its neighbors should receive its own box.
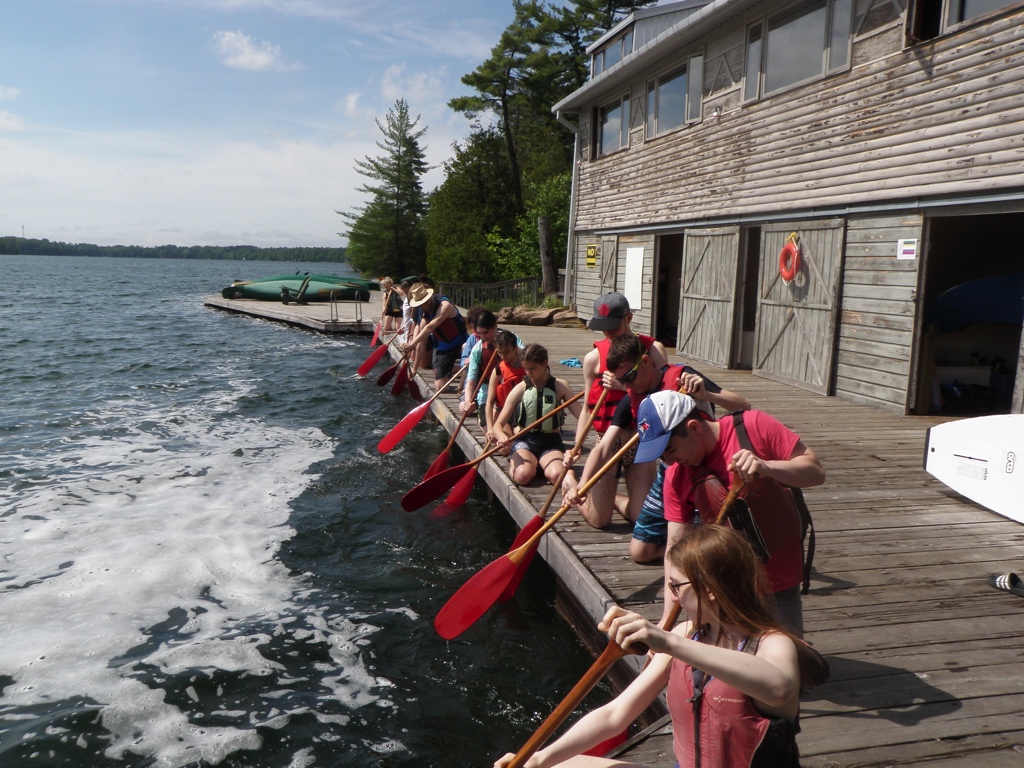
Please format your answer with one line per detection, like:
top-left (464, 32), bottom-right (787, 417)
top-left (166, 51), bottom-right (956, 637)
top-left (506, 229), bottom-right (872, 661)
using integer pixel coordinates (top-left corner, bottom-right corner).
top-left (664, 411), bottom-right (803, 592)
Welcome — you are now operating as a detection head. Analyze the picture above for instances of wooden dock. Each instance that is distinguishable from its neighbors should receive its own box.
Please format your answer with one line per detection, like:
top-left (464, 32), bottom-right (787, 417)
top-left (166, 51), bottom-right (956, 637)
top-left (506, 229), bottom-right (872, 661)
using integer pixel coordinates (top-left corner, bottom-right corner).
top-left (204, 294), bottom-right (376, 334)
top-left (207, 299), bottom-right (1024, 766)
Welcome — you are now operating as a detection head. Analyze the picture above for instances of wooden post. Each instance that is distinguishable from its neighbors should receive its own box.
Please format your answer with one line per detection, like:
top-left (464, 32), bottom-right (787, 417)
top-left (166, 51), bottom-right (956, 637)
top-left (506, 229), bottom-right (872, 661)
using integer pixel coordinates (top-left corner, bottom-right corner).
top-left (539, 216), bottom-right (557, 298)
top-left (1012, 322), bottom-right (1024, 413)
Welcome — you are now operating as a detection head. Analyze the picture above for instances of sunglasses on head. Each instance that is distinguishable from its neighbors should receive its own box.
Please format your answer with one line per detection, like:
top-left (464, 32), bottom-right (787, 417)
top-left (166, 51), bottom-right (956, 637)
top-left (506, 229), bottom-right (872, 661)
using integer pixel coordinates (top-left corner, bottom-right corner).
top-left (615, 338), bottom-right (645, 385)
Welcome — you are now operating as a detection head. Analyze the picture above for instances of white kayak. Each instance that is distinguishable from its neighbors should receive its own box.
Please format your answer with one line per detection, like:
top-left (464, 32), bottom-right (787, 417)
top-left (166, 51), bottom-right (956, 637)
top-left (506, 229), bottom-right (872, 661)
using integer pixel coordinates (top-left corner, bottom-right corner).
top-left (924, 414), bottom-right (1024, 523)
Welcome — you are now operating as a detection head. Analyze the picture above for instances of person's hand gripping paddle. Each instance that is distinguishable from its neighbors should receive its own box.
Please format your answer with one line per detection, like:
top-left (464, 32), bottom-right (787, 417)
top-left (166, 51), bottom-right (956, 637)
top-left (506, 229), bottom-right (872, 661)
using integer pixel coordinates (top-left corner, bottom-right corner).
top-left (502, 481), bottom-right (747, 767)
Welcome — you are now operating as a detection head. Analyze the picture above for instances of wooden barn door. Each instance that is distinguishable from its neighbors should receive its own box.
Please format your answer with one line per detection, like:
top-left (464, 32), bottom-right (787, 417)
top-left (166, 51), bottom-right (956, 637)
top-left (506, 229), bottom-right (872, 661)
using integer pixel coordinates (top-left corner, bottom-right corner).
top-left (754, 219), bottom-right (845, 394)
top-left (676, 227), bottom-right (740, 367)
top-left (600, 236), bottom-right (618, 294)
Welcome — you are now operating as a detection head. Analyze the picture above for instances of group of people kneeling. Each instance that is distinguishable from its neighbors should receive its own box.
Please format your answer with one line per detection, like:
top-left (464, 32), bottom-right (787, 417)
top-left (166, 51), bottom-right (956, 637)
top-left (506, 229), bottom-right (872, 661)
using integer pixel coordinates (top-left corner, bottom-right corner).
top-left (382, 280), bottom-right (829, 767)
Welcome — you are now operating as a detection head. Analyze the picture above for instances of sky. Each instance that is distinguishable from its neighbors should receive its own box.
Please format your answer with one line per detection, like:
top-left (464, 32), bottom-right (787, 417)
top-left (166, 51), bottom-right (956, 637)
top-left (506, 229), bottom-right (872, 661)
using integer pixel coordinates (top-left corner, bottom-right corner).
top-left (0, 0), bottom-right (543, 248)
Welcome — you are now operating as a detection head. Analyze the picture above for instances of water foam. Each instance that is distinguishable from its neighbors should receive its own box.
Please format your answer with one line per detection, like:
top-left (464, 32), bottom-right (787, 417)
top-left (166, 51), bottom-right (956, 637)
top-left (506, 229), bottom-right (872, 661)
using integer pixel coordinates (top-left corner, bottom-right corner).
top-left (0, 380), bottom-right (391, 765)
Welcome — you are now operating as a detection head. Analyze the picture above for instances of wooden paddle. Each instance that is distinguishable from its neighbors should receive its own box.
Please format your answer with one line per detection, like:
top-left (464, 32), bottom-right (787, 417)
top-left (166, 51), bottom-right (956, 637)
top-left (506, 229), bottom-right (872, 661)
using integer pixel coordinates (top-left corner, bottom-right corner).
top-left (514, 602), bottom-right (684, 766)
top-left (509, 477), bottom-right (750, 768)
top-left (370, 318), bottom-right (382, 348)
top-left (377, 347), bottom-right (410, 386)
top-left (494, 387), bottom-right (609, 602)
top-left (391, 354), bottom-right (410, 395)
top-left (437, 438), bottom-right (493, 512)
top-left (405, 359), bottom-right (424, 401)
top-left (432, 433), bottom-right (638, 639)
top-left (402, 391), bottom-right (585, 512)
top-left (357, 340), bottom-right (391, 377)
top-left (377, 361), bottom-right (471, 454)
top-left (422, 344), bottom-right (500, 481)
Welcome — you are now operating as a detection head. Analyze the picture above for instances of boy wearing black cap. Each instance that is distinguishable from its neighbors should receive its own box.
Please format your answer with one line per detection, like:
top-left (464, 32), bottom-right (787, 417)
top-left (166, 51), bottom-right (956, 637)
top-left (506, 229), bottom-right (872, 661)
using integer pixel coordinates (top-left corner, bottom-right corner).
top-left (564, 293), bottom-right (668, 528)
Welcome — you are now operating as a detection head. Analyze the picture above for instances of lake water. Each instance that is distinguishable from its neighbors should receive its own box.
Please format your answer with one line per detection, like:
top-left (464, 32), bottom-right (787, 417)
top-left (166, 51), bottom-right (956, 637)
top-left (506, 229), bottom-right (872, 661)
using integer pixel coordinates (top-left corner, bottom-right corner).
top-left (0, 255), bottom-right (606, 767)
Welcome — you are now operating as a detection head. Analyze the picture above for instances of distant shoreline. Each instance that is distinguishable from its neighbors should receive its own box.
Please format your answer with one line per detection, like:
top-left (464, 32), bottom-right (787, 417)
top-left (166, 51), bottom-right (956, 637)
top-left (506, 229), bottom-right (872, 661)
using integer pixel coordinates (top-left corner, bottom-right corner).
top-left (0, 237), bottom-right (347, 263)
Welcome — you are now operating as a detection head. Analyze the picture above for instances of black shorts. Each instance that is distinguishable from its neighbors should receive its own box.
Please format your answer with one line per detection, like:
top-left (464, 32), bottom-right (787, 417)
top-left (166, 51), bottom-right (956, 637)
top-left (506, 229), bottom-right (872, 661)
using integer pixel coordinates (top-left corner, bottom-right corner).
top-left (432, 346), bottom-right (460, 381)
top-left (511, 431), bottom-right (565, 459)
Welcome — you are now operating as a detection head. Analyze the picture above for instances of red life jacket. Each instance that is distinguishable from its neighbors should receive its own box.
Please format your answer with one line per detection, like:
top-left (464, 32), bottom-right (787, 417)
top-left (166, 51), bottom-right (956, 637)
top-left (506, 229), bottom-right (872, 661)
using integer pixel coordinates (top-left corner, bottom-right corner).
top-left (588, 333), bottom-right (655, 433)
top-left (667, 634), bottom-right (800, 768)
top-left (420, 295), bottom-right (468, 352)
top-left (495, 359), bottom-right (525, 407)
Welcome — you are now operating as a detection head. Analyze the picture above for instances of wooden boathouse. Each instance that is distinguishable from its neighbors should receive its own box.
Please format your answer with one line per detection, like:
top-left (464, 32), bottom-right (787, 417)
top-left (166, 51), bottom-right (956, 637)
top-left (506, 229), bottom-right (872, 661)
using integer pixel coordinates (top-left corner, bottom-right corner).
top-left (206, 295), bottom-right (1024, 766)
top-left (553, 0), bottom-right (1024, 420)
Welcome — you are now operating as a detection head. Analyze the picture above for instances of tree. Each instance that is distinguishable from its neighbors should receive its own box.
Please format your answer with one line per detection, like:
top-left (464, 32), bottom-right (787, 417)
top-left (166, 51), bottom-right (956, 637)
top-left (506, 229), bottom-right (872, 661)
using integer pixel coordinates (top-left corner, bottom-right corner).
top-left (339, 99), bottom-right (430, 277)
top-left (426, 128), bottom-right (518, 283)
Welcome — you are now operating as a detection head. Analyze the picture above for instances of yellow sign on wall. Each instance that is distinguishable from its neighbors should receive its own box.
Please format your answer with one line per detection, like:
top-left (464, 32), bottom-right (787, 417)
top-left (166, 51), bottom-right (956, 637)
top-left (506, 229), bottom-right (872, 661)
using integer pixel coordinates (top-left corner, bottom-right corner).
top-left (586, 245), bottom-right (597, 268)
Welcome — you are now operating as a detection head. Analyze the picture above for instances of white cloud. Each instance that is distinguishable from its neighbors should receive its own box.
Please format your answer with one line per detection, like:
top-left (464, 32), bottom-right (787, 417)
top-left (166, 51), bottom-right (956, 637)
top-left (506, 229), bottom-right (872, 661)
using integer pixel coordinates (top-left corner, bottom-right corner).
top-left (0, 111), bottom-right (26, 132)
top-left (0, 86), bottom-right (21, 100)
top-left (212, 30), bottom-right (302, 72)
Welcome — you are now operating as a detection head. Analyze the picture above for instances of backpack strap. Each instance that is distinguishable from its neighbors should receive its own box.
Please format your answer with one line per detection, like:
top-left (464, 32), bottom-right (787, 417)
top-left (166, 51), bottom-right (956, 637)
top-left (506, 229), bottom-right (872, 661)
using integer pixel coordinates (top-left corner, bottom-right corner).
top-left (730, 411), bottom-right (815, 595)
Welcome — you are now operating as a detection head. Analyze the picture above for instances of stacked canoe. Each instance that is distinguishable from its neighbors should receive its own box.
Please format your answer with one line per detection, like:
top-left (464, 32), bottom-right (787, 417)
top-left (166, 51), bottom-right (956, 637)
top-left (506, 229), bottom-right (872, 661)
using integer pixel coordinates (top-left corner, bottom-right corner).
top-left (221, 274), bottom-right (378, 303)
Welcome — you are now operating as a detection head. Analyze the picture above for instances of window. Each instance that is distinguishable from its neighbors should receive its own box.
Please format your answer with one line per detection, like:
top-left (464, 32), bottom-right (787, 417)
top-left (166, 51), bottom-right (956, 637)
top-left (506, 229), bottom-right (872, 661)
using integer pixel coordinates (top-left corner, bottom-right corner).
top-left (907, 0), bottom-right (1018, 42)
top-left (645, 54), bottom-right (704, 138)
top-left (597, 94), bottom-right (630, 156)
top-left (592, 29), bottom-right (635, 77)
top-left (743, 0), bottom-right (853, 101)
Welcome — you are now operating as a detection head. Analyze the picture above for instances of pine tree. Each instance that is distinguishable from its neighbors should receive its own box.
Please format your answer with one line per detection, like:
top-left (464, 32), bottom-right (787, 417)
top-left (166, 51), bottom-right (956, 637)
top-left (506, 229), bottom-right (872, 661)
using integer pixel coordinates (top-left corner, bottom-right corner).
top-left (339, 99), bottom-right (430, 278)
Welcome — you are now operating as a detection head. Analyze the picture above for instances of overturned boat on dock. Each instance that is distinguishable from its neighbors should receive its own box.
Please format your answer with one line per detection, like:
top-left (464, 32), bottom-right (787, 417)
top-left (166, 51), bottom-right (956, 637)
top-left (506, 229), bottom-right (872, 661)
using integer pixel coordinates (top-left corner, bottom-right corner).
top-left (221, 273), bottom-right (376, 303)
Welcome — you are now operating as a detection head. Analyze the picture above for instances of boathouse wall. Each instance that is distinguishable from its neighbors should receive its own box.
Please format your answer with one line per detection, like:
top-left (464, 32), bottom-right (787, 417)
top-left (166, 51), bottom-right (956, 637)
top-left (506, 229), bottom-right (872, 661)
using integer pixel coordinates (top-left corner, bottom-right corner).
top-left (566, 1), bottom-right (1024, 414)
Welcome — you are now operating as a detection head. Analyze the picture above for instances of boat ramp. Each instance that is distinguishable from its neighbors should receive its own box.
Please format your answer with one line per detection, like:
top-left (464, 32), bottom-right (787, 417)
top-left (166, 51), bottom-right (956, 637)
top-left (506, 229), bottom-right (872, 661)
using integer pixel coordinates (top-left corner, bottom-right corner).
top-left (205, 295), bottom-right (1024, 767)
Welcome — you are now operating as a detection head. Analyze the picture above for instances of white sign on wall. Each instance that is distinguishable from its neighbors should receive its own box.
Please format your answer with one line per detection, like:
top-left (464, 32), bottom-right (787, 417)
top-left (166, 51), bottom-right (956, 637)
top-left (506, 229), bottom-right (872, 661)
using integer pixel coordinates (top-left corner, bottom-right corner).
top-left (897, 239), bottom-right (918, 260)
top-left (624, 247), bottom-right (644, 310)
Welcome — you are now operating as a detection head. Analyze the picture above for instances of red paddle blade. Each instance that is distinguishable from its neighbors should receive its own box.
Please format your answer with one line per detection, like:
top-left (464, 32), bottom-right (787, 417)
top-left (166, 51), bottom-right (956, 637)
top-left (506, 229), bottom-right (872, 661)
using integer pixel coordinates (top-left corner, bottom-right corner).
top-left (500, 515), bottom-right (545, 602)
top-left (434, 554), bottom-right (520, 640)
top-left (377, 401), bottom-right (430, 454)
top-left (391, 361), bottom-right (409, 395)
top-left (443, 466), bottom-right (478, 509)
top-left (583, 730), bottom-right (629, 757)
top-left (357, 343), bottom-right (390, 377)
top-left (401, 463), bottom-right (472, 511)
top-left (370, 323), bottom-right (380, 347)
top-left (422, 449), bottom-right (451, 481)
top-left (406, 372), bottom-right (423, 401)
top-left (376, 361), bottom-right (399, 386)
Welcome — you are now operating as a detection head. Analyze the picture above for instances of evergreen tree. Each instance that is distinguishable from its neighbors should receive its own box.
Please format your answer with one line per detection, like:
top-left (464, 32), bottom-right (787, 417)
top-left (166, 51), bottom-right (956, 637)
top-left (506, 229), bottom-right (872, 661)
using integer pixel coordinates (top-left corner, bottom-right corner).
top-left (339, 99), bottom-right (430, 278)
top-left (426, 128), bottom-right (518, 283)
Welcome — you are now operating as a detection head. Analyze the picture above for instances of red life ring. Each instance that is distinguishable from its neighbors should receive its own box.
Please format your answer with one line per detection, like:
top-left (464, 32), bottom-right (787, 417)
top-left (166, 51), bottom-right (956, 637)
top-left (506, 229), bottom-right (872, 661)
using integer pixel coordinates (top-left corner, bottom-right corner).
top-left (778, 240), bottom-right (801, 284)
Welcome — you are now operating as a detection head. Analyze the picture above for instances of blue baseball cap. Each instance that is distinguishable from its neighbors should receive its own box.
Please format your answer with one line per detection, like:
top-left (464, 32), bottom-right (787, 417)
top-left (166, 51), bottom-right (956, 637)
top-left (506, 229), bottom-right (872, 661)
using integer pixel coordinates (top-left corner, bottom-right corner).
top-left (634, 391), bottom-right (698, 464)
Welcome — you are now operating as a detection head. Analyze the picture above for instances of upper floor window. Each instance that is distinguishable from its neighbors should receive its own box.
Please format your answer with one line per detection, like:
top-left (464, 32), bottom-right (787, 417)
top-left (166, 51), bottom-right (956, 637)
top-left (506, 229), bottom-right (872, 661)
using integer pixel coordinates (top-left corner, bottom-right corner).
top-left (596, 94), bottom-right (630, 156)
top-left (646, 54), bottom-right (704, 138)
top-left (592, 29), bottom-right (634, 77)
top-left (907, 0), bottom-right (1019, 42)
top-left (743, 0), bottom-right (853, 102)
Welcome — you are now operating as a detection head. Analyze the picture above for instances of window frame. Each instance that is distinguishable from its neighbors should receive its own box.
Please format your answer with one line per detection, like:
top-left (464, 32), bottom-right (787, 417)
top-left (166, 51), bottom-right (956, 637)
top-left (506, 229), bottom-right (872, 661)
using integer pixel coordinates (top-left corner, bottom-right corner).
top-left (742, 0), bottom-right (854, 104)
top-left (592, 28), bottom-right (635, 78)
top-left (596, 93), bottom-right (631, 157)
top-left (907, 0), bottom-right (1021, 43)
top-left (645, 53), bottom-right (705, 139)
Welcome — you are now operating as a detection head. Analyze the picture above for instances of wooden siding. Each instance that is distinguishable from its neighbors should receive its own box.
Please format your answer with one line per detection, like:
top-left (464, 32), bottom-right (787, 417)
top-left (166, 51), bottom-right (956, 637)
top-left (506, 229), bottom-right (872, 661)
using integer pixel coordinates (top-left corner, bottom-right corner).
top-left (572, 7), bottom-right (1024, 231)
top-left (573, 234), bottom-right (658, 335)
top-left (676, 227), bottom-right (740, 367)
top-left (754, 220), bottom-right (846, 395)
top-left (835, 214), bottom-right (924, 413)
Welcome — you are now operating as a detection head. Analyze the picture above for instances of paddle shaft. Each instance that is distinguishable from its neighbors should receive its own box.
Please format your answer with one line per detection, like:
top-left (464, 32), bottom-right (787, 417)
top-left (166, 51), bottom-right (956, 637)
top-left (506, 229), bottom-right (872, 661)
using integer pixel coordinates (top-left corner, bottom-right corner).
top-left (713, 477), bottom-right (747, 525)
top-left (458, 390), bottom-right (586, 471)
top-left (507, 432), bottom-right (638, 566)
top-left (509, 589), bottom-right (684, 767)
top-left (440, 347), bottom-right (501, 455)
